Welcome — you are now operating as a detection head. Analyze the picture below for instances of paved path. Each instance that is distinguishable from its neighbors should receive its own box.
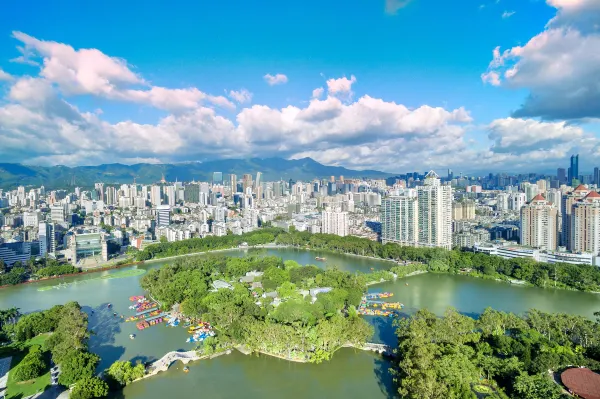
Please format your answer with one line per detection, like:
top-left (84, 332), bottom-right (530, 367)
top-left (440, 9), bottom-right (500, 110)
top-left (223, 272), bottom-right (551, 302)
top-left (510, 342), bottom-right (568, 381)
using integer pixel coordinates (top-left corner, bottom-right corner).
top-left (146, 350), bottom-right (202, 376)
top-left (0, 357), bottom-right (12, 398)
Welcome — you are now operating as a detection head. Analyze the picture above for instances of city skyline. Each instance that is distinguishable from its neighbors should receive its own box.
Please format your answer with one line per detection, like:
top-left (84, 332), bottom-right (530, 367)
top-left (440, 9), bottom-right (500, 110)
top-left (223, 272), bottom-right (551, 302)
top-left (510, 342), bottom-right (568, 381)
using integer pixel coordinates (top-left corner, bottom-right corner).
top-left (0, 1), bottom-right (599, 173)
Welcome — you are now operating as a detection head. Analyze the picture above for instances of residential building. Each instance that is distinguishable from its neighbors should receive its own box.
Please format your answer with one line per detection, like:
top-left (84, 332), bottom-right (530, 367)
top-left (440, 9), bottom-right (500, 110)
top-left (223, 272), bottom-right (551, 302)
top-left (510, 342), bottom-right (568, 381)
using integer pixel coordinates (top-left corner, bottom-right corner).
top-left (381, 191), bottom-right (418, 246)
top-left (571, 191), bottom-right (600, 255)
top-left (417, 171), bottom-right (453, 249)
top-left (520, 194), bottom-right (559, 250)
top-left (321, 208), bottom-right (349, 237)
top-left (157, 205), bottom-right (171, 227)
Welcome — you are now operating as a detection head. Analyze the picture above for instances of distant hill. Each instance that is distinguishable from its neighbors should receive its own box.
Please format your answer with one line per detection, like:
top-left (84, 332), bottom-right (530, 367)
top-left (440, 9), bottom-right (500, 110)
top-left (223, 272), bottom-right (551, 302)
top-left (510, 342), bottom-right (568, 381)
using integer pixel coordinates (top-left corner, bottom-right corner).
top-left (0, 158), bottom-right (395, 190)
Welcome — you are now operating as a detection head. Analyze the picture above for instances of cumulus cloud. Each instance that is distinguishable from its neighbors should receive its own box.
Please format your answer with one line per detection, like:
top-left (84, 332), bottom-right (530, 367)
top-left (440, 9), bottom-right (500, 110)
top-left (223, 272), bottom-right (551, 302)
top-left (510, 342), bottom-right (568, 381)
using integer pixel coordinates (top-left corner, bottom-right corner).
top-left (228, 89), bottom-right (253, 104)
top-left (10, 31), bottom-right (233, 112)
top-left (326, 75), bottom-right (357, 100)
top-left (385, 0), bottom-right (411, 15)
top-left (501, 10), bottom-right (515, 18)
top-left (482, 1), bottom-right (600, 119)
top-left (0, 68), bottom-right (12, 81)
top-left (312, 87), bottom-right (324, 99)
top-left (263, 73), bottom-right (288, 86)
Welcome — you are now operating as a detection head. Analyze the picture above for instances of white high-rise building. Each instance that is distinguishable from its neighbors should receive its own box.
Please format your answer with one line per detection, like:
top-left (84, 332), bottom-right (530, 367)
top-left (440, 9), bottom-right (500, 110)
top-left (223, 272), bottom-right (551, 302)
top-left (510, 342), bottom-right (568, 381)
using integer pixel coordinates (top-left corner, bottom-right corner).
top-left (50, 203), bottom-right (67, 223)
top-left (381, 190), bottom-right (418, 246)
top-left (157, 205), bottom-right (171, 227)
top-left (165, 185), bottom-right (176, 206)
top-left (39, 222), bottom-right (56, 256)
top-left (523, 182), bottom-right (539, 202)
top-left (321, 208), bottom-right (349, 237)
top-left (151, 186), bottom-right (162, 206)
top-left (571, 191), bottom-right (600, 254)
top-left (509, 192), bottom-right (527, 211)
top-left (23, 210), bottom-right (40, 227)
top-left (496, 193), bottom-right (510, 211)
top-left (562, 184), bottom-right (590, 250)
top-left (417, 171), bottom-right (453, 249)
top-left (520, 194), bottom-right (559, 250)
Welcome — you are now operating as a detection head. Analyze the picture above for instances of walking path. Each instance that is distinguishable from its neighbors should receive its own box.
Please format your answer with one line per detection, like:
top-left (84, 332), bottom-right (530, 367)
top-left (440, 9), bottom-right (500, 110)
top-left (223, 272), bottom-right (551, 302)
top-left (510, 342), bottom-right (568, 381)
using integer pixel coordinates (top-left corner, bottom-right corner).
top-left (0, 357), bottom-right (11, 399)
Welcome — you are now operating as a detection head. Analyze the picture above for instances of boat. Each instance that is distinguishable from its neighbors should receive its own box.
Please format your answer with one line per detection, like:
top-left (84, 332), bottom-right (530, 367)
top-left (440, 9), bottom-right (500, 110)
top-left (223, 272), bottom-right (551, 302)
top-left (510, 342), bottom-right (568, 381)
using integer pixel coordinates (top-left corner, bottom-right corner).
top-left (315, 257), bottom-right (326, 261)
top-left (183, 366), bottom-right (189, 373)
top-left (129, 334), bottom-right (135, 339)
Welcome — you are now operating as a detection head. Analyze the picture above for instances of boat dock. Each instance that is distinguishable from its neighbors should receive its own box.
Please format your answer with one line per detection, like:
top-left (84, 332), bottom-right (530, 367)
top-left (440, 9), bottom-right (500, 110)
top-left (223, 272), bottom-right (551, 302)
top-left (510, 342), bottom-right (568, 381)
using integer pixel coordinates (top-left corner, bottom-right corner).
top-left (136, 307), bottom-right (158, 316)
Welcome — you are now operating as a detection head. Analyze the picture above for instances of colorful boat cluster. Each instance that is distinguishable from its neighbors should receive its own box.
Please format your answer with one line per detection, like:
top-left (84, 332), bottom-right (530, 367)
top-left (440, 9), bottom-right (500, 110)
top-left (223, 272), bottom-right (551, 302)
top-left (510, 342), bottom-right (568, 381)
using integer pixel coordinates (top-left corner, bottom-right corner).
top-left (186, 321), bottom-right (215, 343)
top-left (358, 292), bottom-right (403, 317)
top-left (127, 296), bottom-right (167, 330)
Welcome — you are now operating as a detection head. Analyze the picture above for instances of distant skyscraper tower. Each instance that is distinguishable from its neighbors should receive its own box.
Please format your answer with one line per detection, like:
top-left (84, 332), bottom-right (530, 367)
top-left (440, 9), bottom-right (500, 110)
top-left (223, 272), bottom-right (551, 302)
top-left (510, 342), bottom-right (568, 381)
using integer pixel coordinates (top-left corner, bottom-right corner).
top-left (255, 172), bottom-right (262, 188)
top-left (242, 174), bottom-right (253, 192)
top-left (594, 167), bottom-right (600, 186)
top-left (230, 174), bottom-right (237, 191)
top-left (212, 172), bottom-right (223, 185)
top-left (557, 168), bottom-right (567, 184)
top-left (569, 154), bottom-right (579, 185)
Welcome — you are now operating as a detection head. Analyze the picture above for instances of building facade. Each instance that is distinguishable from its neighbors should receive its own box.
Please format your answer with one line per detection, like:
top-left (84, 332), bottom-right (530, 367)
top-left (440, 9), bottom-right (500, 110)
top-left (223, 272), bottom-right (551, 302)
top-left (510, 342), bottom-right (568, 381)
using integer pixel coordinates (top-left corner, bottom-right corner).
top-left (381, 191), bottom-right (418, 246)
top-left (417, 171), bottom-right (453, 249)
top-left (520, 194), bottom-right (559, 250)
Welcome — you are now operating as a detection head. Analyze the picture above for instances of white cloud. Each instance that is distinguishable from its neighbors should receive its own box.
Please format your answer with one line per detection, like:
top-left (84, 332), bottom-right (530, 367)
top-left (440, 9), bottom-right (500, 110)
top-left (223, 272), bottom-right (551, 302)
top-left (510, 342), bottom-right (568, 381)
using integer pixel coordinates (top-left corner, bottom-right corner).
top-left (228, 89), bottom-right (253, 104)
top-left (312, 87), bottom-right (324, 99)
top-left (385, 0), bottom-right (411, 15)
top-left (0, 68), bottom-right (12, 81)
top-left (10, 31), bottom-right (233, 112)
top-left (326, 75), bottom-right (357, 100)
top-left (263, 73), bottom-right (288, 86)
top-left (482, 1), bottom-right (600, 119)
top-left (502, 10), bottom-right (515, 18)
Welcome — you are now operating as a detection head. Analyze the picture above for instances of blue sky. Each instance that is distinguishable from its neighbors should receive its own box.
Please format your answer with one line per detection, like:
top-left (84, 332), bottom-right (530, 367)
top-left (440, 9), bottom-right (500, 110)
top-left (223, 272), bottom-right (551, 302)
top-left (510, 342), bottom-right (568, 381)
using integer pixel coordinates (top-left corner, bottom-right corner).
top-left (0, 0), bottom-right (598, 174)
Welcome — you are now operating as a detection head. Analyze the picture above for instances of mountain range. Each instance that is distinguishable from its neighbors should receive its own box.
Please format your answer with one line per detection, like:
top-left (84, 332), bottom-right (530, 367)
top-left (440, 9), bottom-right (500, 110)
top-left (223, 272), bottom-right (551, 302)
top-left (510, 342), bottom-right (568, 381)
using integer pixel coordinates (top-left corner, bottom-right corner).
top-left (0, 158), bottom-right (395, 190)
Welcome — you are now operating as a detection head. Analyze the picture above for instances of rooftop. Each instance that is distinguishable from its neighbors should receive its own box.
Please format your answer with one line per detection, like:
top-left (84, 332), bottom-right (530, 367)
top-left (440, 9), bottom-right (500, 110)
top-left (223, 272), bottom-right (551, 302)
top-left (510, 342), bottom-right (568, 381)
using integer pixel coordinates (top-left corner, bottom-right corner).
top-left (561, 368), bottom-right (600, 399)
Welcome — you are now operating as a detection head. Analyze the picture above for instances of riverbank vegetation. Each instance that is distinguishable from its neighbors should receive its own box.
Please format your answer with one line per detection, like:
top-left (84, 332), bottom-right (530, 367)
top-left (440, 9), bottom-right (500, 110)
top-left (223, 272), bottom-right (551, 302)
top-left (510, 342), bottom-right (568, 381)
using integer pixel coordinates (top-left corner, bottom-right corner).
top-left (141, 254), bottom-right (375, 362)
top-left (135, 228), bottom-right (286, 261)
top-left (0, 257), bottom-right (80, 286)
top-left (392, 307), bottom-right (600, 398)
top-left (0, 302), bottom-right (109, 398)
top-left (274, 231), bottom-right (600, 292)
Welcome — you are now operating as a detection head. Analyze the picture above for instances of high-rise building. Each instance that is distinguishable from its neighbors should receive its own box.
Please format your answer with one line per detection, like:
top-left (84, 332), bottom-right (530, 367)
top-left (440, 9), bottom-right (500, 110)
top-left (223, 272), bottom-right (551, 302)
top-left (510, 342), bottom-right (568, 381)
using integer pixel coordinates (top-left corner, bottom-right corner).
top-left (94, 183), bottom-right (105, 202)
top-left (230, 174), bottom-right (237, 192)
top-left (23, 210), bottom-right (40, 227)
top-left (321, 208), bottom-right (349, 237)
top-left (520, 194), bottom-right (559, 250)
top-left (569, 154), bottom-right (579, 185)
top-left (255, 172), bottom-right (262, 189)
top-left (594, 167), bottom-right (600, 186)
top-left (39, 222), bottom-right (56, 256)
top-left (381, 191), bottom-right (418, 246)
top-left (557, 168), bottom-right (567, 184)
top-left (184, 184), bottom-right (200, 203)
top-left (562, 184), bottom-right (590, 250)
top-left (571, 191), bottom-right (600, 254)
top-left (452, 201), bottom-right (475, 221)
top-left (165, 185), bottom-right (176, 206)
top-left (157, 205), bottom-right (171, 227)
top-left (242, 174), bottom-right (253, 192)
top-left (150, 185), bottom-right (162, 206)
top-left (50, 203), bottom-right (67, 223)
top-left (417, 171), bottom-right (453, 249)
top-left (212, 172), bottom-right (223, 185)
top-left (509, 192), bottom-right (527, 211)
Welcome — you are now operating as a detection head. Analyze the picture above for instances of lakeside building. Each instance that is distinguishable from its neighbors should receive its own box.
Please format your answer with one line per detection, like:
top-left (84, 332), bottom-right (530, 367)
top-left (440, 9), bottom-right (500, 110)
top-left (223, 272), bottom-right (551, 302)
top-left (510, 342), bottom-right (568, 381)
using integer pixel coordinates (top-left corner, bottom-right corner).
top-left (417, 171), bottom-right (453, 250)
top-left (520, 194), bottom-right (559, 251)
top-left (473, 242), bottom-right (600, 266)
top-left (381, 190), bottom-right (418, 246)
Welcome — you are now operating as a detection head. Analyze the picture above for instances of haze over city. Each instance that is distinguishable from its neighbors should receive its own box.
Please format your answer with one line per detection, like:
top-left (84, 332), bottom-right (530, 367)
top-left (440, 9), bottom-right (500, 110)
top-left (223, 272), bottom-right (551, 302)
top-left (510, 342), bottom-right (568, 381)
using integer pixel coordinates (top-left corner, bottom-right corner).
top-left (0, 0), bottom-right (598, 173)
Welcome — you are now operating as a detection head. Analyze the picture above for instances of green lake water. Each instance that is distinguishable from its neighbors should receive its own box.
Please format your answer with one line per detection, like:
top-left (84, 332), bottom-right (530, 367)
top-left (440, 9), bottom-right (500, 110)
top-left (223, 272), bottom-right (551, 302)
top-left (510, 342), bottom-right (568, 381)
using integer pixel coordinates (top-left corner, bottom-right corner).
top-left (1, 247), bottom-right (599, 399)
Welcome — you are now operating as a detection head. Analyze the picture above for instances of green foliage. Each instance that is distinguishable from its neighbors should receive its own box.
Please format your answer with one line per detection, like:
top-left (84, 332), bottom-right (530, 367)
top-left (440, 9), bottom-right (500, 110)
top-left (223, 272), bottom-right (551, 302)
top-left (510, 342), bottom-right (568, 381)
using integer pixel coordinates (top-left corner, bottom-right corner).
top-left (44, 302), bottom-right (90, 365)
top-left (106, 360), bottom-right (145, 386)
top-left (12, 345), bottom-right (47, 382)
top-left (36, 265), bottom-right (79, 278)
top-left (0, 267), bottom-right (26, 285)
top-left (15, 305), bottom-right (64, 341)
top-left (58, 350), bottom-right (100, 387)
top-left (393, 307), bottom-right (600, 399)
top-left (70, 376), bottom-right (109, 399)
top-left (275, 231), bottom-right (600, 292)
top-left (261, 266), bottom-right (290, 291)
top-left (136, 228), bottom-right (285, 261)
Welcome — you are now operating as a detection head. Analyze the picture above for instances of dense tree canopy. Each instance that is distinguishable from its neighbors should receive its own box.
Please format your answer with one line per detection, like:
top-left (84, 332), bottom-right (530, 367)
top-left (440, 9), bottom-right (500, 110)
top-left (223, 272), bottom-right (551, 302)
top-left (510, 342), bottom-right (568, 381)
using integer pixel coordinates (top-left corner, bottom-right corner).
top-left (141, 254), bottom-right (374, 362)
top-left (393, 307), bottom-right (600, 399)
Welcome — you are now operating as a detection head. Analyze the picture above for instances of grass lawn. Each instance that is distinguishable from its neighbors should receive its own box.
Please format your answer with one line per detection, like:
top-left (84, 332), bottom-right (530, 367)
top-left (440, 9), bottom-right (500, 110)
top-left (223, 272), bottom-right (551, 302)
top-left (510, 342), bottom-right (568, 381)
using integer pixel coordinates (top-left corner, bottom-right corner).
top-left (5, 333), bottom-right (52, 399)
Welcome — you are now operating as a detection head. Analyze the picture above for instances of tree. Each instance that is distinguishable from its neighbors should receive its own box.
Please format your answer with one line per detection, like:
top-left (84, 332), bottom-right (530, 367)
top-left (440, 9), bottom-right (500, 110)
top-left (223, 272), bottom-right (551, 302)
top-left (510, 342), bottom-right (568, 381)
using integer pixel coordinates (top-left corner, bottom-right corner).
top-left (13, 345), bottom-right (47, 382)
top-left (513, 373), bottom-right (563, 399)
top-left (106, 360), bottom-right (145, 386)
top-left (58, 351), bottom-right (100, 387)
top-left (70, 376), bottom-right (109, 399)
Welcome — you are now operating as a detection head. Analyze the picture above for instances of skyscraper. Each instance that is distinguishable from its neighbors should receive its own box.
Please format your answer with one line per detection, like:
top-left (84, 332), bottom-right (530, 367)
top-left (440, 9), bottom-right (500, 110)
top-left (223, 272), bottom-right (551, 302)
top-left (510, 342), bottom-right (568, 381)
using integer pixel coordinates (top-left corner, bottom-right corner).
top-left (557, 168), bottom-right (567, 184)
top-left (157, 205), bottom-right (171, 227)
top-left (520, 194), bottom-right (559, 250)
top-left (571, 191), bottom-right (600, 254)
top-left (381, 191), bottom-right (418, 246)
top-left (594, 167), bottom-right (600, 186)
top-left (255, 172), bottom-right (262, 189)
top-left (212, 172), bottom-right (223, 185)
top-left (242, 174), bottom-right (253, 192)
top-left (561, 184), bottom-right (590, 249)
top-left (416, 171), bottom-right (453, 249)
top-left (230, 174), bottom-right (237, 192)
top-left (569, 154), bottom-right (579, 185)
top-left (321, 208), bottom-right (349, 237)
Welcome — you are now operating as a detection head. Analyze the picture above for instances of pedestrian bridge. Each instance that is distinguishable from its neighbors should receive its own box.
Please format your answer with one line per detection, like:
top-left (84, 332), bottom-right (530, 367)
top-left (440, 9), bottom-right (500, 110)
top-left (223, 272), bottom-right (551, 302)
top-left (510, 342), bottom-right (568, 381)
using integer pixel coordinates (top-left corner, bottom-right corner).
top-left (344, 342), bottom-right (395, 357)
